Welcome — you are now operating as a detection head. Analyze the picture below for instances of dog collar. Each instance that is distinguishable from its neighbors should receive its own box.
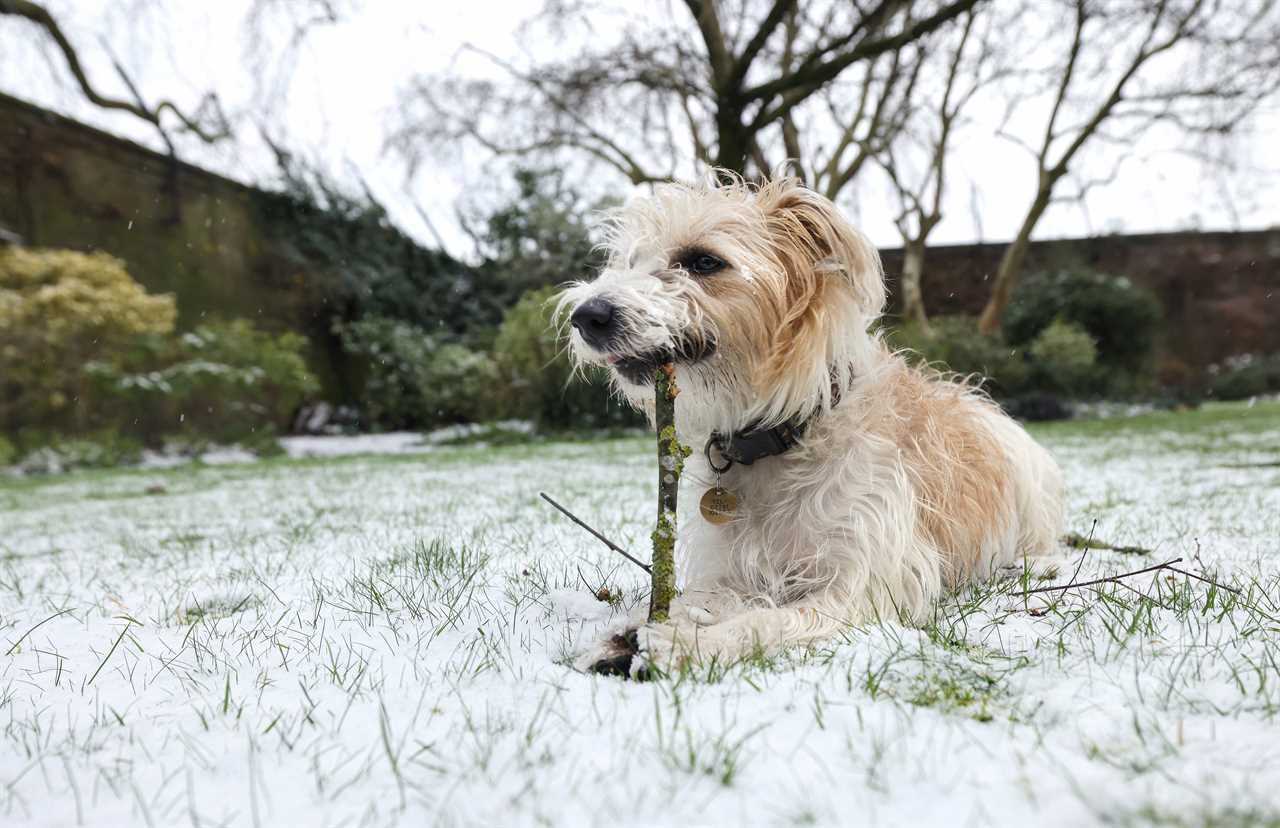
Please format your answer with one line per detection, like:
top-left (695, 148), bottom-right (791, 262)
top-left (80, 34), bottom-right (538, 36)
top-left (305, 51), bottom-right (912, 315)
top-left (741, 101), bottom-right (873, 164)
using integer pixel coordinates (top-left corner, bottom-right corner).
top-left (705, 420), bottom-right (806, 470)
top-left (704, 377), bottom-right (847, 471)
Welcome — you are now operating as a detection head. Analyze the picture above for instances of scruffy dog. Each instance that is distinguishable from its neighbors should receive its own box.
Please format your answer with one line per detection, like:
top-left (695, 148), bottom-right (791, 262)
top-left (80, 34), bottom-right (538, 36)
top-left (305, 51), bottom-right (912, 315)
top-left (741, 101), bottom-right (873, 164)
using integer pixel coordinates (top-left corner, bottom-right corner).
top-left (561, 175), bottom-right (1064, 676)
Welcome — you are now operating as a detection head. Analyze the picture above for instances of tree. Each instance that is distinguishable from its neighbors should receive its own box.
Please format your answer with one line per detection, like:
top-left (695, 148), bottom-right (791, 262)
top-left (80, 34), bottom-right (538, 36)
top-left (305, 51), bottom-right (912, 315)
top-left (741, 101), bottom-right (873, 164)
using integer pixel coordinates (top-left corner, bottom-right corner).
top-left (976, 0), bottom-right (1280, 334)
top-left (0, 0), bottom-right (230, 153)
top-left (469, 168), bottom-right (610, 309)
top-left (391, 0), bottom-right (982, 185)
top-left (875, 7), bottom-right (1000, 329)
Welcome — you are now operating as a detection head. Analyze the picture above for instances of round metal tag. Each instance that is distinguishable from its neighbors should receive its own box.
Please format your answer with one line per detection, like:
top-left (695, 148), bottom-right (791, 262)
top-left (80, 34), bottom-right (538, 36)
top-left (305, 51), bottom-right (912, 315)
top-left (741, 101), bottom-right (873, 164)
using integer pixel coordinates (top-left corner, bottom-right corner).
top-left (699, 486), bottom-right (739, 525)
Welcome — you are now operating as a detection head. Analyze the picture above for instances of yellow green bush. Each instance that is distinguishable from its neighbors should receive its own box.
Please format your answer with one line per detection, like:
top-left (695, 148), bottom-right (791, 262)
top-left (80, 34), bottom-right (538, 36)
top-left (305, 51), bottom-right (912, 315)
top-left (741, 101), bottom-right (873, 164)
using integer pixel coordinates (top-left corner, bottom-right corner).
top-left (0, 247), bottom-right (176, 429)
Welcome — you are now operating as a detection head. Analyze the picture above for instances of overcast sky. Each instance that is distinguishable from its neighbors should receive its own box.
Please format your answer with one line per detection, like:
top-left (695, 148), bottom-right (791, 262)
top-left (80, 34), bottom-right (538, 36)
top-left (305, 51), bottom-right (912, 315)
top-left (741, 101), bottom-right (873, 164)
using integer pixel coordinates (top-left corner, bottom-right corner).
top-left (2, 1), bottom-right (1277, 260)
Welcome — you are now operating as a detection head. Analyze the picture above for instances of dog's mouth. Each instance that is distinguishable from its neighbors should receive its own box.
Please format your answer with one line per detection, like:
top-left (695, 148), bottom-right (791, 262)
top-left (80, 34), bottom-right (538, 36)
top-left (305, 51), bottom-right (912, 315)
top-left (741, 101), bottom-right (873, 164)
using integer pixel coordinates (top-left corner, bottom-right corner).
top-left (605, 338), bottom-right (717, 385)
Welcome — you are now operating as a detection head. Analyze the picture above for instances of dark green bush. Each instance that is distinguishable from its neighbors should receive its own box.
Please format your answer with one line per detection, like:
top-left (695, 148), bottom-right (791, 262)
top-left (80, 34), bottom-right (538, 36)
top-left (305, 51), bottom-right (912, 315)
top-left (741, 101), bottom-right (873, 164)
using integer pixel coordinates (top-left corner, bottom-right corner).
top-left (89, 319), bottom-right (319, 444)
top-left (335, 316), bottom-right (499, 429)
top-left (1208, 353), bottom-right (1280, 400)
top-left (889, 316), bottom-right (1031, 397)
top-left (492, 286), bottom-right (642, 430)
top-left (8, 430), bottom-right (145, 474)
top-left (1002, 269), bottom-right (1161, 372)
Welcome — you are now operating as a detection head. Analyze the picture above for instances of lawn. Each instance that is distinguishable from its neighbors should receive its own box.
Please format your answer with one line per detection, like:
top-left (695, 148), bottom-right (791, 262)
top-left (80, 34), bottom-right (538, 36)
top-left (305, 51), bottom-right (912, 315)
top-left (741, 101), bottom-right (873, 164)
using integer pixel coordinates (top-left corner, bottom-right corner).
top-left (2, 402), bottom-right (1279, 826)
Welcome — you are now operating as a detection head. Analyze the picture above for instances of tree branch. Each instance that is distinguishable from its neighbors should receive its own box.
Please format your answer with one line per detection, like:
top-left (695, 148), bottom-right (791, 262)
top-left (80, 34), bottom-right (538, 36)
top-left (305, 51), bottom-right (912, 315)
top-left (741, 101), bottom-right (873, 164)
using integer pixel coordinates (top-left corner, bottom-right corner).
top-left (1, 0), bottom-right (230, 144)
top-left (727, 0), bottom-right (798, 91)
top-left (742, 0), bottom-right (980, 105)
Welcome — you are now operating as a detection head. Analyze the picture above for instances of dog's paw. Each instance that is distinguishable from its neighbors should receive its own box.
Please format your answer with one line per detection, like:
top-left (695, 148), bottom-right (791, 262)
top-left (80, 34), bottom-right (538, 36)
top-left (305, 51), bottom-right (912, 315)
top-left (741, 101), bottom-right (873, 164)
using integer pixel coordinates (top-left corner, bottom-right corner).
top-left (634, 619), bottom-right (705, 676)
top-left (574, 630), bottom-right (639, 675)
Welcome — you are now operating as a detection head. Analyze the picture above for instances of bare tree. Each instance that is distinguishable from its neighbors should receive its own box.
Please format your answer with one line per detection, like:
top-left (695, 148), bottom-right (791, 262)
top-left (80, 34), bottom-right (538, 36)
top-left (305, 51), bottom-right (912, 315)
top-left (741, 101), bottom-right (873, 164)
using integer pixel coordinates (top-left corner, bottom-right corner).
top-left (874, 7), bottom-right (998, 329)
top-left (0, 0), bottom-right (230, 153)
top-left (976, 0), bottom-right (1280, 335)
top-left (391, 0), bottom-right (982, 185)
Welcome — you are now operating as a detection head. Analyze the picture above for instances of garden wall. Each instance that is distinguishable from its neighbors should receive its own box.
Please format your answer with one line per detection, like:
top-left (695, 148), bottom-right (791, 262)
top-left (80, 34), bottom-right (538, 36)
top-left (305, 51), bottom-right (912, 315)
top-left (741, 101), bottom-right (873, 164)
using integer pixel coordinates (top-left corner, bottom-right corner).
top-left (2, 91), bottom-right (1276, 387)
top-left (0, 92), bottom-right (351, 394)
top-left (883, 230), bottom-right (1280, 377)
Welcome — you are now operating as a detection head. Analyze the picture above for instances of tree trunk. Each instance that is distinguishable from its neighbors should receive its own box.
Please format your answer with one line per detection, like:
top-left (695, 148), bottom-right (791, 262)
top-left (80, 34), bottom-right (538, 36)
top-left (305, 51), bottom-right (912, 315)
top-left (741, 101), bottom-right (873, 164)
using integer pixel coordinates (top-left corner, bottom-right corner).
top-left (900, 238), bottom-right (930, 331)
top-left (713, 103), bottom-right (750, 174)
top-left (649, 363), bottom-right (685, 622)
top-left (977, 184), bottom-right (1054, 335)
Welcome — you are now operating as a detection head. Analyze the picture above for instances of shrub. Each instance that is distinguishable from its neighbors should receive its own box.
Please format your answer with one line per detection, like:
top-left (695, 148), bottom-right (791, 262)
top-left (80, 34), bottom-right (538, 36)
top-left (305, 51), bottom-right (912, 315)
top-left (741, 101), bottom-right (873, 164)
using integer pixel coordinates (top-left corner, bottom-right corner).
top-left (491, 286), bottom-right (642, 430)
top-left (1027, 319), bottom-right (1098, 395)
top-left (1002, 269), bottom-right (1161, 372)
top-left (10, 430), bottom-right (144, 475)
top-left (888, 316), bottom-right (1031, 397)
top-left (89, 319), bottom-right (319, 444)
top-left (335, 316), bottom-right (499, 429)
top-left (0, 247), bottom-right (176, 431)
top-left (1207, 353), bottom-right (1280, 400)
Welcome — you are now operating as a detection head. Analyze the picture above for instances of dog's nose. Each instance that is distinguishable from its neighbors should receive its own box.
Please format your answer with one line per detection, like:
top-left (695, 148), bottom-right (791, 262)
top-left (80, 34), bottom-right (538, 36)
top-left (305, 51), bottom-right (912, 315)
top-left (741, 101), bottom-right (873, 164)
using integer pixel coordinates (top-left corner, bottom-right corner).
top-left (570, 297), bottom-right (619, 349)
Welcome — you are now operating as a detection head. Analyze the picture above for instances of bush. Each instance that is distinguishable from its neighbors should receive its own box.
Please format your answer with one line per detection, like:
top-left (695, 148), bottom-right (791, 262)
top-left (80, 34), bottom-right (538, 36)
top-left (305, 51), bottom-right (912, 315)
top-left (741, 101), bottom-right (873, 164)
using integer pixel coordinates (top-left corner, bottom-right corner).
top-left (9, 430), bottom-right (144, 475)
top-left (1207, 353), bottom-right (1280, 400)
top-left (88, 319), bottom-right (319, 444)
top-left (492, 286), bottom-right (642, 430)
top-left (1002, 269), bottom-right (1161, 372)
top-left (1027, 319), bottom-right (1098, 395)
top-left (336, 316), bottom-right (499, 429)
top-left (0, 247), bottom-right (176, 431)
top-left (888, 316), bottom-right (1031, 397)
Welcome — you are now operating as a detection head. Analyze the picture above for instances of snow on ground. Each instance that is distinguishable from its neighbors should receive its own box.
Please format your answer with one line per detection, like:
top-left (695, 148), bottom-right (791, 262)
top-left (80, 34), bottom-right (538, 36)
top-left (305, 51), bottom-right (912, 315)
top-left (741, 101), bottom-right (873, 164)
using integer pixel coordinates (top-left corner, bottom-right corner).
top-left (1, 402), bottom-right (1279, 826)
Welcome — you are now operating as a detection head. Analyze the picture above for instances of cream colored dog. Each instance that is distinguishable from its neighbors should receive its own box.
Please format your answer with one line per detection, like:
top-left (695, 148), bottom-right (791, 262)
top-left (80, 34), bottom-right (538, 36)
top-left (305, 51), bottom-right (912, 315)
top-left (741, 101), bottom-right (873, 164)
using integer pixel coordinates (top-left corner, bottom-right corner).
top-left (561, 175), bottom-right (1064, 676)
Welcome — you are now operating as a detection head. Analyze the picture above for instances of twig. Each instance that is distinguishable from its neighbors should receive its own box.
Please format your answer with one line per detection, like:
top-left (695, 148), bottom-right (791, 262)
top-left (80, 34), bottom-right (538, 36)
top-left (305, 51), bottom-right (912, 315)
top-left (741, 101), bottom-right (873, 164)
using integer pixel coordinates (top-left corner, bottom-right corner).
top-left (1023, 558), bottom-right (1184, 596)
top-left (1163, 565), bottom-right (1243, 595)
top-left (539, 492), bottom-right (651, 573)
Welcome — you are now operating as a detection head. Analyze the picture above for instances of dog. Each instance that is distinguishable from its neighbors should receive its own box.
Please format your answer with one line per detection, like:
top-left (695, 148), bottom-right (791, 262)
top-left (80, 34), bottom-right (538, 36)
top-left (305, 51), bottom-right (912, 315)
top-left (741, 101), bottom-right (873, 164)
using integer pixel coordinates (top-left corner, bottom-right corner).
top-left (560, 174), bottom-right (1064, 676)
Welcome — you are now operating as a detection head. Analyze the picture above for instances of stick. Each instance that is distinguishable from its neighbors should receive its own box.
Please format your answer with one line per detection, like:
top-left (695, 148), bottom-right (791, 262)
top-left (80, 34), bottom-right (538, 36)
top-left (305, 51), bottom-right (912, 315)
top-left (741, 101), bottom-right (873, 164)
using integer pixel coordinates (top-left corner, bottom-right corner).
top-left (1022, 558), bottom-right (1183, 596)
top-left (539, 492), bottom-right (651, 573)
top-left (649, 363), bottom-right (686, 623)
top-left (1162, 565), bottom-right (1243, 595)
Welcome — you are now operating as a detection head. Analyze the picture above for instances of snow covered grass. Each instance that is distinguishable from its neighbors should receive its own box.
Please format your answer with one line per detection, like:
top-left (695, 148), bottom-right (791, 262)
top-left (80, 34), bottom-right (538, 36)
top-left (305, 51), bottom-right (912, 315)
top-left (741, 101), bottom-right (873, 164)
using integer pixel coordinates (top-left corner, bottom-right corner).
top-left (2, 401), bottom-right (1279, 826)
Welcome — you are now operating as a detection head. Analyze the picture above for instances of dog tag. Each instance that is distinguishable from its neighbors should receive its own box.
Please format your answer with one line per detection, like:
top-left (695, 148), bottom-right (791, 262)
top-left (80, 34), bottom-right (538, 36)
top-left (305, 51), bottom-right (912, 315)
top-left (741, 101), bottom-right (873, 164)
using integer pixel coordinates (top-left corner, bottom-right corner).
top-left (700, 486), bottom-right (739, 525)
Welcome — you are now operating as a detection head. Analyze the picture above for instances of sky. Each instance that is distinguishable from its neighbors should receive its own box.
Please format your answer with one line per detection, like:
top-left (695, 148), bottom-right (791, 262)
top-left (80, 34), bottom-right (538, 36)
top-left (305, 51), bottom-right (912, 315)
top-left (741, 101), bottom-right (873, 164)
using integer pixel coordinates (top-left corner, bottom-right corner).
top-left (1, 1), bottom-right (1277, 260)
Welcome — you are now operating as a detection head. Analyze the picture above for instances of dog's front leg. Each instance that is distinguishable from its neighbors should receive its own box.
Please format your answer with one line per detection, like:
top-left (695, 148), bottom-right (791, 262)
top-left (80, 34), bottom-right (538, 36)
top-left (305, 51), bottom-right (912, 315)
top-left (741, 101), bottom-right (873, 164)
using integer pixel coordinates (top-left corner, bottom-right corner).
top-left (637, 595), bottom-right (849, 675)
top-left (573, 590), bottom-right (740, 676)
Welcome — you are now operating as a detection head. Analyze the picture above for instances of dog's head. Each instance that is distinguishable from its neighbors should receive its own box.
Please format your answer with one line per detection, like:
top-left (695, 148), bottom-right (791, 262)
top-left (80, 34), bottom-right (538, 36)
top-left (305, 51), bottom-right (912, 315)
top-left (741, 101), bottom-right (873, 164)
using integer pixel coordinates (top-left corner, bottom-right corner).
top-left (559, 175), bottom-right (885, 432)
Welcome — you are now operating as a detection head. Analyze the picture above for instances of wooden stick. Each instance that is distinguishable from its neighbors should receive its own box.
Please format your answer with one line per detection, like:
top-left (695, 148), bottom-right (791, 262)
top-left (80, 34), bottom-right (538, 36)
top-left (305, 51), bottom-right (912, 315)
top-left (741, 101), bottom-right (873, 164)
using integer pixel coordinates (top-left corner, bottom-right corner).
top-left (1163, 565), bottom-right (1243, 595)
top-left (649, 363), bottom-right (686, 623)
top-left (1022, 558), bottom-right (1184, 596)
top-left (538, 492), bottom-right (651, 573)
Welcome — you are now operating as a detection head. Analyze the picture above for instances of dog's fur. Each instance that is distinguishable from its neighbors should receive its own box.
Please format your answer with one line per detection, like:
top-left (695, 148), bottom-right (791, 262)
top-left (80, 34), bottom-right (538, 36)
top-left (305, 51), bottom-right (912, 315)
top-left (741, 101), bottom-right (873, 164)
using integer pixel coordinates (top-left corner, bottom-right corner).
top-left (561, 175), bottom-right (1064, 675)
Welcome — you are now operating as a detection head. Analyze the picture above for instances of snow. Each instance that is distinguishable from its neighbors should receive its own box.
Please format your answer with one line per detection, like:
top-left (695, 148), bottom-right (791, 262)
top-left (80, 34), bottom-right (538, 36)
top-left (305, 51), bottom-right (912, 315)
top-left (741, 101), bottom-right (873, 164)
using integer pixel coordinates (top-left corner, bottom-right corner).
top-left (1, 402), bottom-right (1278, 826)
top-left (278, 431), bottom-right (432, 459)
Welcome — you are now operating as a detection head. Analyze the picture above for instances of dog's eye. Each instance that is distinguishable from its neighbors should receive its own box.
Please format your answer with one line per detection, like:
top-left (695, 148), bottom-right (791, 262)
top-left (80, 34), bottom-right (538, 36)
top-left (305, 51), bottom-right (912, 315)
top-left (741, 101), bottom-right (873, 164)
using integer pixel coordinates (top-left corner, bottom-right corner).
top-left (679, 251), bottom-right (727, 276)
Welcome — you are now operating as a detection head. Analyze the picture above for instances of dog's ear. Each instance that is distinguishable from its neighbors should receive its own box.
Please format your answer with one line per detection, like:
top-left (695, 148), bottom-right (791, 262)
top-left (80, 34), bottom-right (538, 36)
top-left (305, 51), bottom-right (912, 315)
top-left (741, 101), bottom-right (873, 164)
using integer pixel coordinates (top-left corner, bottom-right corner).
top-left (753, 181), bottom-right (885, 391)
top-left (759, 182), bottom-right (885, 319)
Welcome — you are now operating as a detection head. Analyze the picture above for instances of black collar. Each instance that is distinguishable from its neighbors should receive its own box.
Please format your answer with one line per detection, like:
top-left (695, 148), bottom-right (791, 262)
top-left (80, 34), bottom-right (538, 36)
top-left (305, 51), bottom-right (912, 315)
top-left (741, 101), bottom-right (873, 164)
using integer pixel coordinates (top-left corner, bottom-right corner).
top-left (704, 378), bottom-right (846, 471)
top-left (705, 419), bottom-right (806, 470)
